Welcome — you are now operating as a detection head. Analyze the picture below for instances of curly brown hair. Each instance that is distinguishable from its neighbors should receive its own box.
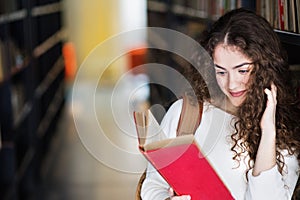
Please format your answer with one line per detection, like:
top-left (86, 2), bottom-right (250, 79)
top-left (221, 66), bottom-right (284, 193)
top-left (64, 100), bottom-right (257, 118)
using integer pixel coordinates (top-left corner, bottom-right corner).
top-left (187, 8), bottom-right (300, 190)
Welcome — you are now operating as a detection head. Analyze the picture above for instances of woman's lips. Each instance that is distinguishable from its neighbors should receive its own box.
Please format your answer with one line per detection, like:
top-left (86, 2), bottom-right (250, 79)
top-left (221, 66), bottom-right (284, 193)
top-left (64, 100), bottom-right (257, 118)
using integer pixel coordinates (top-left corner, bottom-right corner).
top-left (230, 90), bottom-right (246, 97)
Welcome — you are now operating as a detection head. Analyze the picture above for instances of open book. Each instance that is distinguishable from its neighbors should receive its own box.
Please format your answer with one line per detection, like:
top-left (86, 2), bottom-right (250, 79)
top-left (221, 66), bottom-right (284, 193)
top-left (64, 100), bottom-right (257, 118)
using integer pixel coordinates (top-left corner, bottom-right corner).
top-left (133, 109), bottom-right (234, 200)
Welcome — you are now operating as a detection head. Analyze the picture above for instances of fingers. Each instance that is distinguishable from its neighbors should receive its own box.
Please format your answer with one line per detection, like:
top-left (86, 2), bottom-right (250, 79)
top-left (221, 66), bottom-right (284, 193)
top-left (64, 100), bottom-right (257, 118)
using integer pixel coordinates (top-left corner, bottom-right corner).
top-left (271, 83), bottom-right (277, 103)
top-left (168, 188), bottom-right (191, 200)
top-left (171, 196), bottom-right (191, 200)
top-left (260, 83), bottom-right (277, 133)
top-left (168, 188), bottom-right (174, 196)
top-left (264, 83), bottom-right (277, 105)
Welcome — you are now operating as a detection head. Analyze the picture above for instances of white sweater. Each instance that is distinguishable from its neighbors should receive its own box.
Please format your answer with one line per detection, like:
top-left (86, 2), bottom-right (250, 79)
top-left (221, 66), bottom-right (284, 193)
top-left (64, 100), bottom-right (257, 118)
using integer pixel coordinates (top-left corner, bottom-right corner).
top-left (141, 99), bottom-right (299, 200)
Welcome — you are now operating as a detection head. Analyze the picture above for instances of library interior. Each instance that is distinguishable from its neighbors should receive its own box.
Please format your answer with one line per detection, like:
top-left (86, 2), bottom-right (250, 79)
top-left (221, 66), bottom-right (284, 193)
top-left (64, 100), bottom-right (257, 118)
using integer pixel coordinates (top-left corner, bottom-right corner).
top-left (0, 0), bottom-right (300, 200)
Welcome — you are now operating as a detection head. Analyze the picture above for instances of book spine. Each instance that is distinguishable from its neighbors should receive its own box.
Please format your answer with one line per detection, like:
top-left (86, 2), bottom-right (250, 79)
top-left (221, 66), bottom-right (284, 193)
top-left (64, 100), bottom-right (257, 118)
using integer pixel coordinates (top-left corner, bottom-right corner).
top-left (289, 0), bottom-right (297, 32)
top-left (279, 0), bottom-right (285, 30)
top-left (297, 0), bottom-right (300, 33)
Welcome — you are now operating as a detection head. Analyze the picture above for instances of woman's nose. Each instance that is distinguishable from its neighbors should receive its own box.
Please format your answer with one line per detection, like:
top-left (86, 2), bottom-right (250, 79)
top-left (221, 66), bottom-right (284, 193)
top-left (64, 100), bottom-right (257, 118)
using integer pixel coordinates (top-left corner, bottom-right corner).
top-left (228, 73), bottom-right (239, 90)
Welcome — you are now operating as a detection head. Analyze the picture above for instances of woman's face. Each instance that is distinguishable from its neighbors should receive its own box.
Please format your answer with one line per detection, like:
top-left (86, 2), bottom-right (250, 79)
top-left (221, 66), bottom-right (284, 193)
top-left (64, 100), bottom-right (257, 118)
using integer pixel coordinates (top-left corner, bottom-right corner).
top-left (213, 44), bottom-right (253, 107)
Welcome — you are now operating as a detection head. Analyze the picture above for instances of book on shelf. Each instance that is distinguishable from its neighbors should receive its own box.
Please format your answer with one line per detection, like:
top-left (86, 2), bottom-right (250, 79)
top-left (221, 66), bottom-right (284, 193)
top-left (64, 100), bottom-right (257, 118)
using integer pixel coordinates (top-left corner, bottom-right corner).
top-left (288, 0), bottom-right (297, 32)
top-left (133, 109), bottom-right (234, 200)
top-left (278, 0), bottom-right (285, 30)
top-left (296, 0), bottom-right (300, 33)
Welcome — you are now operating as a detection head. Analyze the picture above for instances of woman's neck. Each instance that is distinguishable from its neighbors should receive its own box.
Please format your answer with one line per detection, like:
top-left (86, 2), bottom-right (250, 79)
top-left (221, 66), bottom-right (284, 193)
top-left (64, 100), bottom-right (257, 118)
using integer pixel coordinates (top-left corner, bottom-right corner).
top-left (211, 97), bottom-right (238, 115)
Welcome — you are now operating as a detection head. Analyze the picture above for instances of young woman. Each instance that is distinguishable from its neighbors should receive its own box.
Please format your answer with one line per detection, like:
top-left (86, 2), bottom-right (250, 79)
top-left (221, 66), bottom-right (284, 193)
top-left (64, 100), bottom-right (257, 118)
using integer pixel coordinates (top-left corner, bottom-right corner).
top-left (140, 8), bottom-right (300, 200)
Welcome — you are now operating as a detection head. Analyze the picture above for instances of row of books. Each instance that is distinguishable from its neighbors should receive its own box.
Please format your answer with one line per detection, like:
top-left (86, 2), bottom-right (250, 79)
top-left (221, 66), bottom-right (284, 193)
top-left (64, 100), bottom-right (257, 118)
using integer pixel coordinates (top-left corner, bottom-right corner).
top-left (148, 0), bottom-right (300, 33)
top-left (258, 0), bottom-right (300, 33)
top-left (148, 0), bottom-right (256, 20)
top-left (173, 0), bottom-right (256, 20)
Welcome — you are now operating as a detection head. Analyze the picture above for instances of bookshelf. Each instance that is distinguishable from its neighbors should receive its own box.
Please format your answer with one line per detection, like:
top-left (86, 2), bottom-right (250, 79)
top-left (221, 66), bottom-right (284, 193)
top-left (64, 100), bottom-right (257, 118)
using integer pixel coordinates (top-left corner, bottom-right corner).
top-left (146, 0), bottom-right (300, 114)
top-left (0, 0), bottom-right (65, 199)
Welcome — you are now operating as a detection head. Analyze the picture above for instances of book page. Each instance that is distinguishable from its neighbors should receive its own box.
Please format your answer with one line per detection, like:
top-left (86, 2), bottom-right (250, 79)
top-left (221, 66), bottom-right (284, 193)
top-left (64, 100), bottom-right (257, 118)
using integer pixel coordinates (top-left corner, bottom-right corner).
top-left (134, 109), bottom-right (168, 148)
top-left (143, 134), bottom-right (194, 151)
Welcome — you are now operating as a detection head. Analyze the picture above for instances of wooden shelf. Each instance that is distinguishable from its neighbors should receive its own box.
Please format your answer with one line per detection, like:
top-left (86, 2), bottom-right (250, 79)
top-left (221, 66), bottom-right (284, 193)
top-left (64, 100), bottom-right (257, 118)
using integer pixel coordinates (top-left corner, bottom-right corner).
top-left (0, 2), bottom-right (63, 24)
top-left (0, 9), bottom-right (27, 24)
top-left (0, 1), bottom-right (65, 199)
top-left (33, 29), bottom-right (66, 58)
top-left (31, 2), bottom-right (62, 17)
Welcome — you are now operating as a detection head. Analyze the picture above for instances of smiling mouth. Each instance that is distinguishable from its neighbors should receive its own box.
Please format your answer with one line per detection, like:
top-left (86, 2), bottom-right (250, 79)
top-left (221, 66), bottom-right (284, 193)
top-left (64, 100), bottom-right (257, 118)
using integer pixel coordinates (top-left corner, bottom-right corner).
top-left (230, 91), bottom-right (246, 97)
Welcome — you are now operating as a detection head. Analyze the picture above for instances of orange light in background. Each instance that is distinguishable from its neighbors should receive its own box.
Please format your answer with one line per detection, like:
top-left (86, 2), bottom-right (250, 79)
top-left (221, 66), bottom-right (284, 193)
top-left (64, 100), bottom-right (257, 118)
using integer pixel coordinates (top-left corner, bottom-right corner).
top-left (62, 42), bottom-right (77, 80)
top-left (128, 47), bottom-right (147, 74)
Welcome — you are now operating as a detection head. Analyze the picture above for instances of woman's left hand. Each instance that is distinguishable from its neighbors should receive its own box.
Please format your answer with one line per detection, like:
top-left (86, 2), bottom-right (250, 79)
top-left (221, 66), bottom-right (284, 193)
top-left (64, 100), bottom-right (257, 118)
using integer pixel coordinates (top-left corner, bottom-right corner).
top-left (260, 83), bottom-right (277, 134)
top-left (253, 83), bottom-right (277, 176)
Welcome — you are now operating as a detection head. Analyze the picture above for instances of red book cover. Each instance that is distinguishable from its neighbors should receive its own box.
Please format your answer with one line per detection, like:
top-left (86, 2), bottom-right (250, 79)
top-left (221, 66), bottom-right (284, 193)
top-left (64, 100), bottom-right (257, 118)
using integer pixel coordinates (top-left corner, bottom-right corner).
top-left (134, 110), bottom-right (234, 200)
top-left (279, 0), bottom-right (285, 30)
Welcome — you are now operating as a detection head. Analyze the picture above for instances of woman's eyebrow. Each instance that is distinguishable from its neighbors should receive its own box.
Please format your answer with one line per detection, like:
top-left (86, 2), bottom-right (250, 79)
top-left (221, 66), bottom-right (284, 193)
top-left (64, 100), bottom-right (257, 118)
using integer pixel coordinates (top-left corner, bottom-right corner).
top-left (214, 64), bottom-right (226, 70)
top-left (214, 62), bottom-right (252, 69)
top-left (233, 62), bottom-right (253, 69)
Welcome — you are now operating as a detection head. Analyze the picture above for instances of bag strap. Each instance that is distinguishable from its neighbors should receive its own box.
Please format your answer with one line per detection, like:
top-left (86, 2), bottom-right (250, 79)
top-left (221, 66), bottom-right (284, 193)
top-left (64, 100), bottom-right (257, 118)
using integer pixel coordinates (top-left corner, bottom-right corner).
top-left (176, 94), bottom-right (203, 136)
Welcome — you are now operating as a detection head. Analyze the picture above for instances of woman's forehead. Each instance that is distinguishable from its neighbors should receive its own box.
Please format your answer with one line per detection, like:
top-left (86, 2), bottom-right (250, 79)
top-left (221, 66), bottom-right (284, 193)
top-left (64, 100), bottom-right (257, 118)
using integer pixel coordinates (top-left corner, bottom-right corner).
top-left (213, 45), bottom-right (252, 67)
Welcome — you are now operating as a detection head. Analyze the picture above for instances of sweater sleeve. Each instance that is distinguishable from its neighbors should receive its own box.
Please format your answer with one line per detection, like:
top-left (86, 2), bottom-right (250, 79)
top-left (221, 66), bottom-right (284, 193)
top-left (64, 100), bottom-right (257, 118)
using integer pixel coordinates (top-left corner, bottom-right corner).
top-left (245, 152), bottom-right (299, 200)
top-left (140, 100), bottom-right (183, 200)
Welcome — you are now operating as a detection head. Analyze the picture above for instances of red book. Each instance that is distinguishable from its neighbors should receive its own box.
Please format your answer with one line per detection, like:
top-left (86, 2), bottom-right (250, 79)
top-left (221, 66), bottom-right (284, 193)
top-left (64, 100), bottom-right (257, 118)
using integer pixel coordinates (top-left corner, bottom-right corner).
top-left (134, 110), bottom-right (234, 200)
top-left (278, 0), bottom-right (290, 30)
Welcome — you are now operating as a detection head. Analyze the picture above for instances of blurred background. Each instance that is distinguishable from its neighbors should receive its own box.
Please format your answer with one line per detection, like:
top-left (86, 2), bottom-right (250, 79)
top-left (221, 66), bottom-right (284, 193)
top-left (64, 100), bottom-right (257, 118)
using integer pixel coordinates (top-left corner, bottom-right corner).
top-left (0, 0), bottom-right (299, 200)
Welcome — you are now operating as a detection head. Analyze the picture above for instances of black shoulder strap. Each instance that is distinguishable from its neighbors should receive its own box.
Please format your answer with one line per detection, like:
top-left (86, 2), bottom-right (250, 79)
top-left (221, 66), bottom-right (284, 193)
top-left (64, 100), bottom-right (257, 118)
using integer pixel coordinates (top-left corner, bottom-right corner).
top-left (176, 94), bottom-right (203, 136)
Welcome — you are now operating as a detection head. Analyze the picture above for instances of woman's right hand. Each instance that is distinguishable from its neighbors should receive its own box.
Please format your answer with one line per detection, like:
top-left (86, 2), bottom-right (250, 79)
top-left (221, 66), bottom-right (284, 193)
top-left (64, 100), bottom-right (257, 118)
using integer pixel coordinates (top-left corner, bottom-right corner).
top-left (166, 188), bottom-right (191, 200)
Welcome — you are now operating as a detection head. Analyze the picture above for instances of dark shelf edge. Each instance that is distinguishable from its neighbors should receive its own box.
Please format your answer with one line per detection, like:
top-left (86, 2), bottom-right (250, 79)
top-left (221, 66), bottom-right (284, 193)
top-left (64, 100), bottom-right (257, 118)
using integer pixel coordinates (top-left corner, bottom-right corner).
top-left (275, 29), bottom-right (300, 46)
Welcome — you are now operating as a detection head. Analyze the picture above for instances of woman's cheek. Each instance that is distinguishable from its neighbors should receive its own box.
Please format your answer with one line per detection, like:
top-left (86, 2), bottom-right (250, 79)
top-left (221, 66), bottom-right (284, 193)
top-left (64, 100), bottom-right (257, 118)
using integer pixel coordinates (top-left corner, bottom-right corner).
top-left (216, 77), bottom-right (227, 92)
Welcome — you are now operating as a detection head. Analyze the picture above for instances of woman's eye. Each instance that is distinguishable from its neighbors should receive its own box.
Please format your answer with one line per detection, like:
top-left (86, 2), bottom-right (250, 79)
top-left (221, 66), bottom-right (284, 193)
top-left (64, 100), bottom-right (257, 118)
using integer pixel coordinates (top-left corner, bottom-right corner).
top-left (216, 71), bottom-right (227, 76)
top-left (238, 69), bottom-right (249, 74)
